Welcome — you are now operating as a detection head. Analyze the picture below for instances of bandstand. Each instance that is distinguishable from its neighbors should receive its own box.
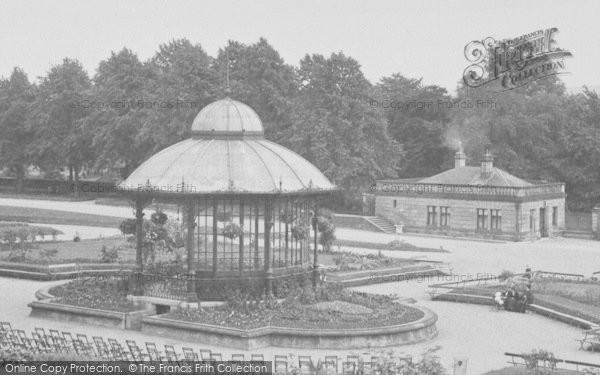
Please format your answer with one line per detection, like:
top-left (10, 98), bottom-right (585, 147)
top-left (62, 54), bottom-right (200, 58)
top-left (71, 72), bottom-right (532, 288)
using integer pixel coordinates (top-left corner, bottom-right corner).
top-left (119, 98), bottom-right (338, 301)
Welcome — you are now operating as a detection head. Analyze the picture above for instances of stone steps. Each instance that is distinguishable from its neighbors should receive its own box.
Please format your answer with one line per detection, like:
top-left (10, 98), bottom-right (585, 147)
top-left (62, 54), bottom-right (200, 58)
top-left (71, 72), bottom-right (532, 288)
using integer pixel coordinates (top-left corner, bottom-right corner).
top-left (366, 216), bottom-right (396, 234)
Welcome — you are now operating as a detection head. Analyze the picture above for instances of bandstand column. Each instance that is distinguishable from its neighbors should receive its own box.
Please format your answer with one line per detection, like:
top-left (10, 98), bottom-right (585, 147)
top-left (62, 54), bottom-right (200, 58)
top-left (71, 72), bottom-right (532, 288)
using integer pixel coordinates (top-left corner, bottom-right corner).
top-left (312, 205), bottom-right (319, 287)
top-left (264, 200), bottom-right (273, 296)
top-left (185, 202), bottom-right (197, 302)
top-left (238, 202), bottom-right (245, 275)
top-left (134, 198), bottom-right (145, 296)
top-left (212, 199), bottom-right (218, 277)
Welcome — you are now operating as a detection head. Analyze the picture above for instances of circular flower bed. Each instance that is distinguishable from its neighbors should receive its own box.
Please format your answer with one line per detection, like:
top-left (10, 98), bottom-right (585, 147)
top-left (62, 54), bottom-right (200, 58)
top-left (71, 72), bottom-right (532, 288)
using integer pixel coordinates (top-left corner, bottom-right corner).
top-left (166, 284), bottom-right (424, 330)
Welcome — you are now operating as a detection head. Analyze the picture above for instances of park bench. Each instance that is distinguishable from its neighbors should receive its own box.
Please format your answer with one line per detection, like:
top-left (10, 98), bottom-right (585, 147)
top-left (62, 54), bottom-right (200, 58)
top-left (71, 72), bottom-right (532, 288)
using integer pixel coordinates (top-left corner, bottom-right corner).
top-left (577, 327), bottom-right (600, 351)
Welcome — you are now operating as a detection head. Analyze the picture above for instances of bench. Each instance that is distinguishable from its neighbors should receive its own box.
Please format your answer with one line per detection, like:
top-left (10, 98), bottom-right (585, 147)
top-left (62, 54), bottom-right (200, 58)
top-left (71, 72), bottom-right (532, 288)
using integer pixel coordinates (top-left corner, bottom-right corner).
top-left (577, 327), bottom-right (600, 351)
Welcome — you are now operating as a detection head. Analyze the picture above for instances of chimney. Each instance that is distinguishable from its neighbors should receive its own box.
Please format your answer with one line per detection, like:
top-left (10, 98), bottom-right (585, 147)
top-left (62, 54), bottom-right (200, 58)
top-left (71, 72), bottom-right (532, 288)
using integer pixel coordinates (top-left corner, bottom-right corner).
top-left (480, 149), bottom-right (494, 178)
top-left (454, 141), bottom-right (466, 168)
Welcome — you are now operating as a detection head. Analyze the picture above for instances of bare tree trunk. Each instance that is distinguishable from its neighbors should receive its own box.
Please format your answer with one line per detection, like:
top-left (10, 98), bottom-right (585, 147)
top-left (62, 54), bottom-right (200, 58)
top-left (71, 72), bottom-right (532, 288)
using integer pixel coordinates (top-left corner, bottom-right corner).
top-left (73, 165), bottom-right (80, 197)
top-left (15, 165), bottom-right (24, 194)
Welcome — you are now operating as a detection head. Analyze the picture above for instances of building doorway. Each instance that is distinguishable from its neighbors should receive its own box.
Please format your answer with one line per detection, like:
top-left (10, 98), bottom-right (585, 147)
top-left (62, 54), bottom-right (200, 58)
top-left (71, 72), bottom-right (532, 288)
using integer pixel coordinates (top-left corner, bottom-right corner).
top-left (539, 208), bottom-right (548, 237)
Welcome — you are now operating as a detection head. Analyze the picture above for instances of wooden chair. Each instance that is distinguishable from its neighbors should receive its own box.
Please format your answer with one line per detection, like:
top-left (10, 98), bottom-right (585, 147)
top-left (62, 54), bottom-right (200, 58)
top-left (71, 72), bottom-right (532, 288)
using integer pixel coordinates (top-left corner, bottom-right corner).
top-left (93, 337), bottom-right (110, 358)
top-left (299, 355), bottom-right (312, 374)
top-left (147, 342), bottom-right (164, 361)
top-left (182, 347), bottom-right (197, 361)
top-left (200, 349), bottom-right (212, 361)
top-left (324, 356), bottom-right (339, 372)
top-left (164, 344), bottom-right (178, 362)
top-left (274, 355), bottom-right (288, 374)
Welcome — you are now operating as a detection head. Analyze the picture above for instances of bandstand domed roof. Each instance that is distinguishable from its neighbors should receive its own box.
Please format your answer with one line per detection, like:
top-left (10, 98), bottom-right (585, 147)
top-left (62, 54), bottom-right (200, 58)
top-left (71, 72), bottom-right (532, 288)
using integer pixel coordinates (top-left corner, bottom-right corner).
top-left (191, 98), bottom-right (264, 136)
top-left (119, 98), bottom-right (336, 195)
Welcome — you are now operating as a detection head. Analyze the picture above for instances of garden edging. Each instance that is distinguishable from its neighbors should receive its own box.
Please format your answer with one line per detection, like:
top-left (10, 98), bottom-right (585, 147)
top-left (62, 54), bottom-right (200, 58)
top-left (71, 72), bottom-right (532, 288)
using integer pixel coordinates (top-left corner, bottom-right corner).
top-left (141, 306), bottom-right (438, 350)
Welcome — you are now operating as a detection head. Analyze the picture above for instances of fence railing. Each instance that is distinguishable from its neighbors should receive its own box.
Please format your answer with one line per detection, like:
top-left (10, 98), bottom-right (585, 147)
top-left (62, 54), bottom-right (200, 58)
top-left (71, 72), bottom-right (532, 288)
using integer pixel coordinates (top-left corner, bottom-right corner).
top-left (505, 352), bottom-right (600, 373)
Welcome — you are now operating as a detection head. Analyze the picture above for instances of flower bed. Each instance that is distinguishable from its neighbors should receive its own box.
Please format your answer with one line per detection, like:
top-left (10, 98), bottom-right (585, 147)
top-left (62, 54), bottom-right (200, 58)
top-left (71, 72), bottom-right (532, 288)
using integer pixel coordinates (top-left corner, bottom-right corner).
top-left (321, 250), bottom-right (417, 272)
top-left (49, 279), bottom-right (138, 312)
top-left (334, 239), bottom-right (444, 253)
top-left (165, 284), bottom-right (424, 330)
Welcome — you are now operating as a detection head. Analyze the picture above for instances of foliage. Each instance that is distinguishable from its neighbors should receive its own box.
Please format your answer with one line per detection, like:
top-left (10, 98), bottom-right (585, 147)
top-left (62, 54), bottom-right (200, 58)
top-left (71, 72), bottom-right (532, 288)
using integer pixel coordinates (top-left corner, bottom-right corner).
top-left (214, 210), bottom-right (232, 222)
top-left (168, 283), bottom-right (424, 330)
top-left (119, 218), bottom-right (137, 235)
top-left (316, 214), bottom-right (336, 251)
top-left (98, 245), bottom-right (119, 263)
top-left (291, 223), bottom-right (309, 241)
top-left (284, 52), bottom-right (401, 209)
top-left (50, 278), bottom-right (136, 312)
top-left (0, 68), bottom-right (35, 193)
top-left (222, 221), bottom-right (243, 239)
top-left (520, 349), bottom-right (558, 372)
top-left (150, 211), bottom-right (168, 225)
top-left (498, 270), bottom-right (515, 282)
top-left (1, 40), bottom-right (599, 210)
top-left (39, 248), bottom-right (58, 262)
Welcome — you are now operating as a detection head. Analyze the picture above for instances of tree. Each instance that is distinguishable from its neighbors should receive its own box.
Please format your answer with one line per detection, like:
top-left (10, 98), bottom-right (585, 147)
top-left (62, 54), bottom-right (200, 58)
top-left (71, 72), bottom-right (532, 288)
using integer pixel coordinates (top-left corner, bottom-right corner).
top-left (375, 74), bottom-right (454, 177)
top-left (0, 68), bottom-right (35, 192)
top-left (83, 48), bottom-right (155, 178)
top-left (215, 38), bottom-right (298, 141)
top-left (140, 39), bottom-right (220, 156)
top-left (30, 59), bottom-right (93, 193)
top-left (286, 52), bottom-right (401, 209)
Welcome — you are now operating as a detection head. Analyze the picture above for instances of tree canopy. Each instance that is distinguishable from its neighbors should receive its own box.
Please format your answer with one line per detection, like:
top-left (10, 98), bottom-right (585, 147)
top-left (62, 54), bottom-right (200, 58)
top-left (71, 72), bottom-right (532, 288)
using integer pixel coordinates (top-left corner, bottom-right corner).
top-left (0, 39), bottom-right (597, 210)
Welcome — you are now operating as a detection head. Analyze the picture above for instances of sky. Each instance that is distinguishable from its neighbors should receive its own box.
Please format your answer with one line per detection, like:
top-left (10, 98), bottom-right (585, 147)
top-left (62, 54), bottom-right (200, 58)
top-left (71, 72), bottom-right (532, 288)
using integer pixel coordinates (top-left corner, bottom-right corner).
top-left (1, 0), bottom-right (599, 94)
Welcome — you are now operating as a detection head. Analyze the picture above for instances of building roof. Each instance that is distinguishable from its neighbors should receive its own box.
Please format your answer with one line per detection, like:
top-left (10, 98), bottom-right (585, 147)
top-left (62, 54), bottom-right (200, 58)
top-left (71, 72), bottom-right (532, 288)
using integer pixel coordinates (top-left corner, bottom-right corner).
top-left (418, 166), bottom-right (533, 187)
top-left (119, 98), bottom-right (336, 195)
top-left (191, 97), bottom-right (264, 136)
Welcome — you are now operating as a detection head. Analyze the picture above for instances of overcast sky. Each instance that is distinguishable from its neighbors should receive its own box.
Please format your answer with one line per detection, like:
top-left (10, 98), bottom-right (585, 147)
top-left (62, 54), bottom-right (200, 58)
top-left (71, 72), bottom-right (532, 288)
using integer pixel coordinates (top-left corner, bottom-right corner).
top-left (1, 0), bottom-right (598, 93)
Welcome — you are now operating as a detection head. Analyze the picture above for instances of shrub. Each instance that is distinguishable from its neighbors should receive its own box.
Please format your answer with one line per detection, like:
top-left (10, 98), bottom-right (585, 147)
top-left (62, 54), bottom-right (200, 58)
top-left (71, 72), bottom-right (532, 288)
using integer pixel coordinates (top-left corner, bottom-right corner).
top-left (291, 223), bottom-right (309, 241)
top-left (151, 211), bottom-right (168, 225)
top-left (40, 248), bottom-right (58, 263)
top-left (521, 349), bottom-right (558, 372)
top-left (99, 245), bottom-right (119, 263)
top-left (498, 270), bottom-right (515, 281)
top-left (222, 222), bottom-right (243, 239)
top-left (215, 210), bottom-right (232, 222)
top-left (317, 216), bottom-right (336, 251)
top-left (119, 219), bottom-right (137, 235)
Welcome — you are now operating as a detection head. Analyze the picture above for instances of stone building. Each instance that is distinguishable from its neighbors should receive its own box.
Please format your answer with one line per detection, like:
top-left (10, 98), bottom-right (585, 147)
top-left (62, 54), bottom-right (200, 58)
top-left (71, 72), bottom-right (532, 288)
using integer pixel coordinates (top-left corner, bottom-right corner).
top-left (370, 147), bottom-right (566, 241)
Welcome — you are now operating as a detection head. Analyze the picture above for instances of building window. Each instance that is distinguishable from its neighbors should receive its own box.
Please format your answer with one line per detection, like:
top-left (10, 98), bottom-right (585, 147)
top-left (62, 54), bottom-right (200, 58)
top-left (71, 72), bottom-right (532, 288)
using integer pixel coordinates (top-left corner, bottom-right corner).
top-left (477, 209), bottom-right (487, 229)
top-left (427, 206), bottom-right (437, 226)
top-left (490, 209), bottom-right (502, 230)
top-left (552, 206), bottom-right (558, 226)
top-left (393, 200), bottom-right (397, 208)
top-left (440, 207), bottom-right (450, 226)
top-left (530, 209), bottom-right (535, 231)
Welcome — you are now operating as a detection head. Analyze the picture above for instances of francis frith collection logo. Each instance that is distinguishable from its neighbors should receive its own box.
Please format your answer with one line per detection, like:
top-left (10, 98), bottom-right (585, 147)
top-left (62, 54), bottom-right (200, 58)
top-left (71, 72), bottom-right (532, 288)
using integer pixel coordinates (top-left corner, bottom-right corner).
top-left (463, 28), bottom-right (572, 91)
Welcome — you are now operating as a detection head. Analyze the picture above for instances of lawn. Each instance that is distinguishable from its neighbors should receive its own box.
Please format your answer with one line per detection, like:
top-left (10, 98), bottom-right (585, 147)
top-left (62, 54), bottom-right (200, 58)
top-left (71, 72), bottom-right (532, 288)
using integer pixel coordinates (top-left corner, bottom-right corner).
top-left (0, 237), bottom-right (134, 264)
top-left (0, 205), bottom-right (123, 227)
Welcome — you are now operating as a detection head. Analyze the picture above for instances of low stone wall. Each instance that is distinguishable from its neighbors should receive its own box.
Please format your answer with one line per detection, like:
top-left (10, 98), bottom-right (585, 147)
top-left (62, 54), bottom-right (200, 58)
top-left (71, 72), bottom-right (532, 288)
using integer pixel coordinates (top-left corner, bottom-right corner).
top-left (0, 261), bottom-right (136, 281)
top-left (29, 295), bottom-right (153, 330)
top-left (326, 266), bottom-right (447, 287)
top-left (141, 307), bottom-right (437, 350)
